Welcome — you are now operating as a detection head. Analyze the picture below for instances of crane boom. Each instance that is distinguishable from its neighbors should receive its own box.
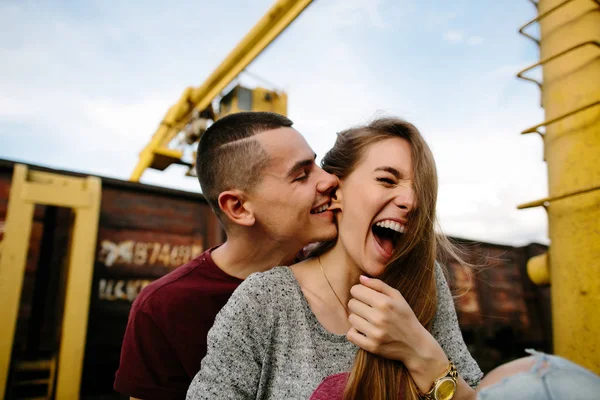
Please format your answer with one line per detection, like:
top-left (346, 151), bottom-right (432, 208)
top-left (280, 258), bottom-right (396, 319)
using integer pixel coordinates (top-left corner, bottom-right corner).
top-left (130, 0), bottom-right (314, 182)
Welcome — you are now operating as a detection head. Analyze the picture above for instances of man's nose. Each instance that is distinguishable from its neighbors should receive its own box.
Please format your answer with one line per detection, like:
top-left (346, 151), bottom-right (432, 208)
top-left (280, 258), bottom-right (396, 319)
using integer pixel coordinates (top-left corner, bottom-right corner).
top-left (316, 168), bottom-right (339, 194)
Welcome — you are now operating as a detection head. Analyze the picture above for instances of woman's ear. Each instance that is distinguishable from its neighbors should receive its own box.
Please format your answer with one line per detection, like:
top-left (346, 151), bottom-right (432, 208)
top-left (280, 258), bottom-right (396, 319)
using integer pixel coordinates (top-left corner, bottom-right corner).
top-left (217, 190), bottom-right (256, 227)
top-left (328, 187), bottom-right (342, 212)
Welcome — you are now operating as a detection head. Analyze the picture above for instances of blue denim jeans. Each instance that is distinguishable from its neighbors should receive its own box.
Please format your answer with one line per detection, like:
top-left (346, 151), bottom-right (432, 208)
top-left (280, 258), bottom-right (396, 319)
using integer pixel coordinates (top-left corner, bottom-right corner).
top-left (477, 350), bottom-right (600, 400)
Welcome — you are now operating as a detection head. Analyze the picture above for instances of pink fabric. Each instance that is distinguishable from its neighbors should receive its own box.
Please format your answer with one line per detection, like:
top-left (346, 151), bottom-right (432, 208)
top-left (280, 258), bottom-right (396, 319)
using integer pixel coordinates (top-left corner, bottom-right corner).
top-left (310, 371), bottom-right (408, 400)
top-left (310, 372), bottom-right (349, 400)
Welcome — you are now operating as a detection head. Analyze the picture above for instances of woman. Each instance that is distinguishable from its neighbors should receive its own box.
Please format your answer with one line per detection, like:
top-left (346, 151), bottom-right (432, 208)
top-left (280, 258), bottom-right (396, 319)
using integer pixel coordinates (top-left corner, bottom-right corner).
top-left (187, 118), bottom-right (482, 400)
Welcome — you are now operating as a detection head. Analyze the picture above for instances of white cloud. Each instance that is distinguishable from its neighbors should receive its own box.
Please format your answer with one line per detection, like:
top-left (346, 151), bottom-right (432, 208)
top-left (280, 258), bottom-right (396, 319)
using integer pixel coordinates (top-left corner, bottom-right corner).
top-left (299, 0), bottom-right (393, 30)
top-left (466, 36), bottom-right (484, 46)
top-left (427, 11), bottom-right (458, 28)
top-left (443, 29), bottom-right (465, 43)
top-left (432, 134), bottom-right (548, 245)
top-left (443, 30), bottom-right (484, 46)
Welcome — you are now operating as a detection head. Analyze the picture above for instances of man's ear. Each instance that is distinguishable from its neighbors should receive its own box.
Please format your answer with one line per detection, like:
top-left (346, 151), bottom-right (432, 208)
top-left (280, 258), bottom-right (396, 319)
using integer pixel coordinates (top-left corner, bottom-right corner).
top-left (217, 190), bottom-right (255, 227)
top-left (328, 187), bottom-right (342, 212)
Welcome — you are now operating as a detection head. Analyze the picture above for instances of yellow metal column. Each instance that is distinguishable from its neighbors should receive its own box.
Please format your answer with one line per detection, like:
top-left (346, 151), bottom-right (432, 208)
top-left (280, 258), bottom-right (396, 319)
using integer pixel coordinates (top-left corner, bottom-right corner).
top-left (519, 0), bottom-right (600, 373)
top-left (54, 175), bottom-right (101, 398)
top-left (0, 165), bottom-right (102, 398)
top-left (540, 0), bottom-right (600, 373)
top-left (0, 165), bottom-right (35, 397)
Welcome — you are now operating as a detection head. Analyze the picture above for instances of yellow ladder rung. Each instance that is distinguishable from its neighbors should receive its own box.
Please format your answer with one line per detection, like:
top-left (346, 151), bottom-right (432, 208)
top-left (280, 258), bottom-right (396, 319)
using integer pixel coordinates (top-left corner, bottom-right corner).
top-left (15, 360), bottom-right (54, 371)
top-left (14, 379), bottom-right (51, 386)
top-left (16, 397), bottom-right (47, 400)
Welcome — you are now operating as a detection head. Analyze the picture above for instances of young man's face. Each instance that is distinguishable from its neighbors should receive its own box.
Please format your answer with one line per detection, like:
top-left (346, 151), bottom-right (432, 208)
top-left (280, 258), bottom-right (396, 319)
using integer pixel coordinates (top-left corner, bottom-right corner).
top-left (247, 127), bottom-right (338, 249)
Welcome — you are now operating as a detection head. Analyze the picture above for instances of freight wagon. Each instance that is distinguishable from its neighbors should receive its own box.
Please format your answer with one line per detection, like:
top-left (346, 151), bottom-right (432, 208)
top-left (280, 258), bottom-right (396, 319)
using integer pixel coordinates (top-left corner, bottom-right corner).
top-left (0, 159), bottom-right (223, 399)
top-left (443, 239), bottom-right (551, 373)
top-left (0, 159), bottom-right (550, 399)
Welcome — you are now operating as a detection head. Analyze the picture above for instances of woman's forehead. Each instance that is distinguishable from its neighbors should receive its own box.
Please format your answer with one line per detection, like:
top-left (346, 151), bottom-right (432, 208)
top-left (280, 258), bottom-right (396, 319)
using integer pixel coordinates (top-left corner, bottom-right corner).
top-left (361, 137), bottom-right (412, 170)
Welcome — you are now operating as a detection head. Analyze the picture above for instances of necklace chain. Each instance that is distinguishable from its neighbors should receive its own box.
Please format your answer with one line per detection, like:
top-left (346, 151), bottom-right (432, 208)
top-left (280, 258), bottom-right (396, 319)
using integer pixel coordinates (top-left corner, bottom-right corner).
top-left (318, 256), bottom-right (349, 315)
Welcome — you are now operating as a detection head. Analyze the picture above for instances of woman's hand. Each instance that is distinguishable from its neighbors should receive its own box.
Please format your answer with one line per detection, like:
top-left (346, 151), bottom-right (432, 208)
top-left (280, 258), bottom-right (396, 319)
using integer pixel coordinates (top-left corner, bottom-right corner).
top-left (346, 275), bottom-right (449, 393)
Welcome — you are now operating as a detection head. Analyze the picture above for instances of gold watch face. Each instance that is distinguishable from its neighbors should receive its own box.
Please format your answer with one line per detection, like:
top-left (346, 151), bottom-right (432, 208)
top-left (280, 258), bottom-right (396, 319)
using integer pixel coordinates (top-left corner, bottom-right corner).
top-left (434, 377), bottom-right (457, 400)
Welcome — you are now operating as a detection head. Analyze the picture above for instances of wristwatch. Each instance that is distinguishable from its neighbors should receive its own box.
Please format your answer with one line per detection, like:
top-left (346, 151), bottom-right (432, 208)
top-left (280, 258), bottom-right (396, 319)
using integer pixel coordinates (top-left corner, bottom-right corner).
top-left (419, 360), bottom-right (458, 400)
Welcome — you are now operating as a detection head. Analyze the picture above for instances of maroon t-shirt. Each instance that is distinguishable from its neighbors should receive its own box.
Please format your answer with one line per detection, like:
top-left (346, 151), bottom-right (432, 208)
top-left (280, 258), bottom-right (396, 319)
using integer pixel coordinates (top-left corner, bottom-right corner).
top-left (114, 248), bottom-right (243, 400)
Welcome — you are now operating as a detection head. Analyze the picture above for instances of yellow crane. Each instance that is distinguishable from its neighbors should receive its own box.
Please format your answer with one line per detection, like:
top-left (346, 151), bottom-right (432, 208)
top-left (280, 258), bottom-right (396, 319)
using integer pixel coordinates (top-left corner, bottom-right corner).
top-left (129, 0), bottom-right (314, 182)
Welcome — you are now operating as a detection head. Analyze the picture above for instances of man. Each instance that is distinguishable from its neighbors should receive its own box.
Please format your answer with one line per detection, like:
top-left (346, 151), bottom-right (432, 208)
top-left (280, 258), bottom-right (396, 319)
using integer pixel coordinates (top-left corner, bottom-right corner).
top-left (114, 112), bottom-right (338, 399)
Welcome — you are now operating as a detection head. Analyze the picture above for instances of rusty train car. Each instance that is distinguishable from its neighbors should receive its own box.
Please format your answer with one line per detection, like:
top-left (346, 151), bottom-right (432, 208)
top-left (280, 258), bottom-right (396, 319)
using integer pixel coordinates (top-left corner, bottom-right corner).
top-left (0, 159), bottom-right (550, 398)
top-left (0, 159), bottom-right (223, 399)
top-left (443, 239), bottom-right (551, 373)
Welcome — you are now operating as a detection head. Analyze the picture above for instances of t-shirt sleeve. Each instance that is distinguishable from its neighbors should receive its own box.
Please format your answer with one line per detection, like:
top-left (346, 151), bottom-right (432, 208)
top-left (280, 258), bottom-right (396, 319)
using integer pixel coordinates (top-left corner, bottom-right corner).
top-left (186, 273), bottom-right (273, 400)
top-left (114, 301), bottom-right (189, 400)
top-left (431, 262), bottom-right (483, 388)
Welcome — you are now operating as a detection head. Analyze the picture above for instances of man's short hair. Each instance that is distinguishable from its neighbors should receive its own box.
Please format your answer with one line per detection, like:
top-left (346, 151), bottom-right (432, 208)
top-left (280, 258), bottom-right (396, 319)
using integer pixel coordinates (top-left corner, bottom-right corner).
top-left (196, 111), bottom-right (293, 226)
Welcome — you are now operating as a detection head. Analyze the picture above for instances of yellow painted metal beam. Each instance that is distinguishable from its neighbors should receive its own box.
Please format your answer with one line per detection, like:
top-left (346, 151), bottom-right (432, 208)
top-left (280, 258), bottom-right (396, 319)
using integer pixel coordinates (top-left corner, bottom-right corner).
top-left (130, 0), bottom-right (314, 182)
top-left (532, 0), bottom-right (600, 374)
top-left (0, 165), bottom-right (35, 398)
top-left (21, 182), bottom-right (93, 209)
top-left (55, 175), bottom-right (101, 399)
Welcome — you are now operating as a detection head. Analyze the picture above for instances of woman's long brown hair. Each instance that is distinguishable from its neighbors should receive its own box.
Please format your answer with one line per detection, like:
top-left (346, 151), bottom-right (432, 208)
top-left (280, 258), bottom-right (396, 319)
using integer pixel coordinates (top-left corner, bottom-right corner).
top-left (311, 117), bottom-right (463, 400)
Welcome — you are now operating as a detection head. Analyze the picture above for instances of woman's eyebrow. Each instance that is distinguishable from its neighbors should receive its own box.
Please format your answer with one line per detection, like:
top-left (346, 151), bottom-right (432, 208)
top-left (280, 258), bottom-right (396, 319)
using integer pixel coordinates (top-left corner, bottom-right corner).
top-left (374, 166), bottom-right (403, 179)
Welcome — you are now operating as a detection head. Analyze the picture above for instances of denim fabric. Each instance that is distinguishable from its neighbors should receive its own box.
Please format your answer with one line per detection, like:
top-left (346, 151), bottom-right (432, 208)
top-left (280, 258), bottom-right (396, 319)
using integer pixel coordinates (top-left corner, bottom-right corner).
top-left (477, 350), bottom-right (600, 400)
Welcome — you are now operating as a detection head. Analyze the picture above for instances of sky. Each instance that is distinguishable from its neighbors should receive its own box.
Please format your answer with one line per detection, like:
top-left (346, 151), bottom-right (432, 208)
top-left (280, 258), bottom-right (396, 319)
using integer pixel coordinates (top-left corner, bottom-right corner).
top-left (0, 0), bottom-right (550, 246)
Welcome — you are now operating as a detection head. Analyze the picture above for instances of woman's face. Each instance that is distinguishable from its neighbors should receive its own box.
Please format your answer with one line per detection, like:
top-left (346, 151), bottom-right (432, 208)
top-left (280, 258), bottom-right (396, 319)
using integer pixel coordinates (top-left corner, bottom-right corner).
top-left (335, 137), bottom-right (416, 277)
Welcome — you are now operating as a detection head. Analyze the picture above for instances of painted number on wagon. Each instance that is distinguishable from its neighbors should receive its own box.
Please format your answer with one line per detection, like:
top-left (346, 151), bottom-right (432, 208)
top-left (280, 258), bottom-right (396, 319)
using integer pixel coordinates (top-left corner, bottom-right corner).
top-left (98, 278), bottom-right (152, 302)
top-left (98, 240), bottom-right (204, 267)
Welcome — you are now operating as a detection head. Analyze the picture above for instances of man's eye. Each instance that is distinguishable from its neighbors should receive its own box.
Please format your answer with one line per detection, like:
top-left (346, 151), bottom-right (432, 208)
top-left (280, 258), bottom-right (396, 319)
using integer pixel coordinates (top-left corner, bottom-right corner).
top-left (294, 174), bottom-right (308, 182)
top-left (376, 177), bottom-right (395, 185)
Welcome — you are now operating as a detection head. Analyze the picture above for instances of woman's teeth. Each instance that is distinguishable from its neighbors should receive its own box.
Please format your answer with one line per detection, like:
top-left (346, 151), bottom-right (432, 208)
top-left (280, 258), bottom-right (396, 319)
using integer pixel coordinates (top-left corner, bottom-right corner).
top-left (375, 220), bottom-right (405, 233)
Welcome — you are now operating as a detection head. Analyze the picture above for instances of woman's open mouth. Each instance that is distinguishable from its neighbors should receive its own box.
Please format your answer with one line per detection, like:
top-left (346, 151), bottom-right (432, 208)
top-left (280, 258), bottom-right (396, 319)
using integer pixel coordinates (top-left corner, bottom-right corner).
top-left (371, 220), bottom-right (405, 257)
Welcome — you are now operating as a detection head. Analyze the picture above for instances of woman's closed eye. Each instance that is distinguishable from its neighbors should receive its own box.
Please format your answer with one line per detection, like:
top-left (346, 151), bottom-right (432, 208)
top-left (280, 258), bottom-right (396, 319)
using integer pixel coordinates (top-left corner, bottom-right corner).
top-left (376, 177), bottom-right (396, 185)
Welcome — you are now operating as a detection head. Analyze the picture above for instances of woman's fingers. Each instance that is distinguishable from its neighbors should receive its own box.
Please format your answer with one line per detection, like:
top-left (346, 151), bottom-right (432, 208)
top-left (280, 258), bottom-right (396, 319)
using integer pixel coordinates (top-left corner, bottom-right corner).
top-left (351, 283), bottom-right (412, 321)
top-left (346, 327), bottom-right (381, 354)
top-left (348, 312), bottom-right (377, 337)
top-left (347, 298), bottom-right (374, 322)
top-left (349, 283), bottom-right (387, 309)
top-left (359, 275), bottom-right (404, 301)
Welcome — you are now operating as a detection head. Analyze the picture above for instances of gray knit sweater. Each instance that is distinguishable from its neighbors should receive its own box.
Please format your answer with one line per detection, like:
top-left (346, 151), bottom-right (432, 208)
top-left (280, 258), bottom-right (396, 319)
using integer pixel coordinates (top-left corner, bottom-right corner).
top-left (187, 265), bottom-right (482, 400)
